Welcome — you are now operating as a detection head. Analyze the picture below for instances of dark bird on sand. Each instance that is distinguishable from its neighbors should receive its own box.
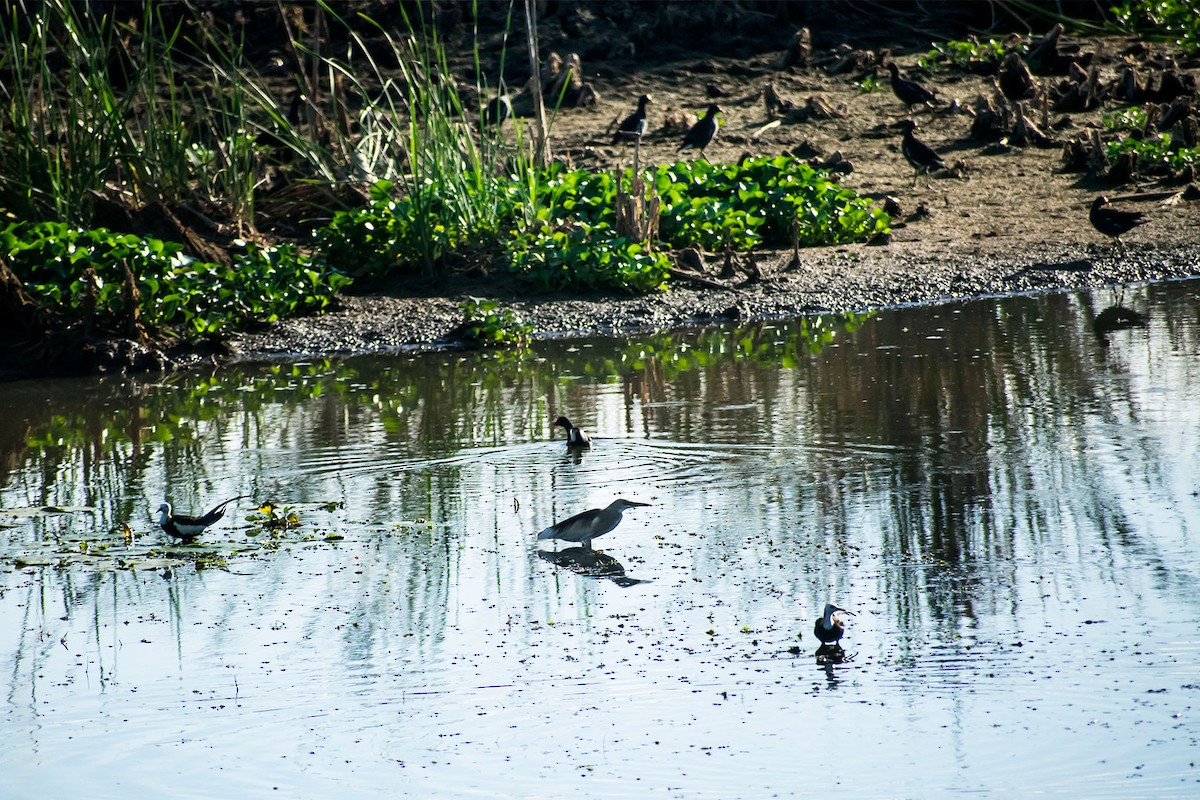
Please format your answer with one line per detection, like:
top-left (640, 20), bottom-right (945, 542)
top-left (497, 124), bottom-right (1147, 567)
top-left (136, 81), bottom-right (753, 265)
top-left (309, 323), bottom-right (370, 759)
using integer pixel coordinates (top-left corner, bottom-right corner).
top-left (481, 93), bottom-right (511, 127)
top-left (887, 62), bottom-right (942, 113)
top-left (899, 120), bottom-right (945, 187)
top-left (613, 93), bottom-right (653, 144)
top-left (678, 103), bottom-right (722, 156)
top-left (537, 499), bottom-right (650, 550)
top-left (998, 52), bottom-right (1038, 102)
top-left (813, 603), bottom-right (854, 645)
top-left (553, 416), bottom-right (591, 449)
top-left (157, 496), bottom-right (247, 543)
top-left (1090, 196), bottom-right (1148, 253)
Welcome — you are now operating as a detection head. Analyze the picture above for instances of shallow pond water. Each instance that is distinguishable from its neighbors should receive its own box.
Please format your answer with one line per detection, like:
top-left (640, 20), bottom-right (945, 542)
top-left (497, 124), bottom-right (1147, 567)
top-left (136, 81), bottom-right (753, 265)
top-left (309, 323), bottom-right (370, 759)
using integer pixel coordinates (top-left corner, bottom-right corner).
top-left (2, 280), bottom-right (1199, 798)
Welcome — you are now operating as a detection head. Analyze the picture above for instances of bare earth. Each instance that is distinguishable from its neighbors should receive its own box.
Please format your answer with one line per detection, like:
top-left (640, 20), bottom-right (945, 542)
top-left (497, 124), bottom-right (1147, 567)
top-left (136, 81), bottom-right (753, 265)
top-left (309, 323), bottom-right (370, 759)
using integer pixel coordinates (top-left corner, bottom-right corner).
top-left (228, 38), bottom-right (1200, 361)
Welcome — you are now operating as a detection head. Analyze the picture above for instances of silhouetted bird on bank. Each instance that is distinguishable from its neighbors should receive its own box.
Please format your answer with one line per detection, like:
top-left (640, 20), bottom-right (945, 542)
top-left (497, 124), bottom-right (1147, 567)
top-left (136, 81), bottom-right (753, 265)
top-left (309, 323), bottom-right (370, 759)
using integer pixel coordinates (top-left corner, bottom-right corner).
top-left (537, 499), bottom-right (650, 550)
top-left (998, 52), bottom-right (1038, 103)
top-left (481, 93), bottom-right (511, 127)
top-left (613, 93), bottom-right (653, 144)
top-left (552, 416), bottom-right (591, 449)
top-left (887, 62), bottom-right (942, 113)
top-left (813, 604), bottom-right (854, 645)
top-left (1090, 196), bottom-right (1148, 253)
top-left (157, 496), bottom-right (247, 543)
top-left (679, 103), bottom-right (722, 157)
top-left (899, 120), bottom-right (945, 187)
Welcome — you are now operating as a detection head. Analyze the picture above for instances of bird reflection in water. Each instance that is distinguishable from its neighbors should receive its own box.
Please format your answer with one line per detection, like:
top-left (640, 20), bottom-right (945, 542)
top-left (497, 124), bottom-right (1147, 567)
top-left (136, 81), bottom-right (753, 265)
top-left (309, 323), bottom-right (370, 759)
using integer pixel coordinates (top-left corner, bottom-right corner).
top-left (537, 547), bottom-right (648, 587)
top-left (1092, 304), bottom-right (1148, 344)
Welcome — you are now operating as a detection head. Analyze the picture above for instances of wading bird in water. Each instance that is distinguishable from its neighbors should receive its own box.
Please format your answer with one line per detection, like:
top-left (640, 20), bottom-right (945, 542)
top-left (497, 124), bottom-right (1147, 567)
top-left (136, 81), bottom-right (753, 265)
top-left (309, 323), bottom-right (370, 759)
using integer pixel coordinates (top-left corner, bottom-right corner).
top-left (553, 416), bottom-right (591, 449)
top-left (536, 499), bottom-right (649, 550)
top-left (156, 496), bottom-right (247, 543)
top-left (813, 603), bottom-right (854, 646)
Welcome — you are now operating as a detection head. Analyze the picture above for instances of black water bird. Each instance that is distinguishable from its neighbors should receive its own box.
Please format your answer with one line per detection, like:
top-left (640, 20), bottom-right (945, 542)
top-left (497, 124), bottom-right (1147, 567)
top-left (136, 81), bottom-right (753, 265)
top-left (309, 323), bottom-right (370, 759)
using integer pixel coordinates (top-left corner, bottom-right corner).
top-left (678, 103), bottom-right (722, 156)
top-left (613, 93), bottom-right (653, 144)
top-left (887, 62), bottom-right (941, 113)
top-left (481, 93), bottom-right (512, 128)
top-left (899, 120), bottom-right (945, 187)
top-left (1090, 196), bottom-right (1148, 253)
top-left (156, 496), bottom-right (247, 543)
top-left (536, 499), bottom-right (649, 550)
top-left (553, 416), bottom-right (591, 449)
top-left (813, 604), bottom-right (854, 645)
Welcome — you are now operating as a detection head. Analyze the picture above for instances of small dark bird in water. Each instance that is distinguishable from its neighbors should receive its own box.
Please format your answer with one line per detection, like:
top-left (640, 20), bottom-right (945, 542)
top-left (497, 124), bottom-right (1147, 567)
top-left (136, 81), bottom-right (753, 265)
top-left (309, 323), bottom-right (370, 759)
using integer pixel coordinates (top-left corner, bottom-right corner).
top-left (899, 120), bottom-right (945, 187)
top-left (481, 94), bottom-right (512, 127)
top-left (613, 93), bottom-right (653, 144)
top-left (813, 603), bottom-right (854, 645)
top-left (678, 103), bottom-right (722, 157)
top-left (537, 499), bottom-right (650, 550)
top-left (156, 496), bottom-right (247, 543)
top-left (887, 62), bottom-right (942, 113)
top-left (1090, 196), bottom-right (1148, 253)
top-left (552, 416), bottom-right (591, 449)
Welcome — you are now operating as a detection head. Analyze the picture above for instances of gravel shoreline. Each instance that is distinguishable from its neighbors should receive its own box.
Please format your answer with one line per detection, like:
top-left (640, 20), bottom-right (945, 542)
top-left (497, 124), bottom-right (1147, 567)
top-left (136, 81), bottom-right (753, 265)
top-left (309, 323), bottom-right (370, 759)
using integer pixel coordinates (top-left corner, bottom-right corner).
top-left (225, 238), bottom-right (1200, 362)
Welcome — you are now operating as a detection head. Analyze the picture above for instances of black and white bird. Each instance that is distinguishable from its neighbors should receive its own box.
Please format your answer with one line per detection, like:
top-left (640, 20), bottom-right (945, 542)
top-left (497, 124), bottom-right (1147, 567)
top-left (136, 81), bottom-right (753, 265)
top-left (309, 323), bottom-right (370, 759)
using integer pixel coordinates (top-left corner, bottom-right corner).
top-left (481, 93), bottom-right (512, 128)
top-left (1089, 196), bottom-right (1148, 254)
top-left (899, 119), bottom-right (945, 187)
top-left (887, 62), bottom-right (942, 114)
top-left (613, 93), bottom-right (653, 144)
top-left (553, 416), bottom-right (592, 449)
top-left (813, 604), bottom-right (854, 645)
top-left (536, 499), bottom-right (649, 550)
top-left (678, 103), bottom-right (722, 157)
top-left (156, 496), bottom-right (246, 543)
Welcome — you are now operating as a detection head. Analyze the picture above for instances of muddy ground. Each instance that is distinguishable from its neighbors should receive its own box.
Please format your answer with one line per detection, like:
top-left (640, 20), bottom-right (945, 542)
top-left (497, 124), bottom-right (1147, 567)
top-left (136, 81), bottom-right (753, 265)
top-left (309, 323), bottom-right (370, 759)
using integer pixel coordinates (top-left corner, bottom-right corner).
top-left (227, 21), bottom-right (1200, 360)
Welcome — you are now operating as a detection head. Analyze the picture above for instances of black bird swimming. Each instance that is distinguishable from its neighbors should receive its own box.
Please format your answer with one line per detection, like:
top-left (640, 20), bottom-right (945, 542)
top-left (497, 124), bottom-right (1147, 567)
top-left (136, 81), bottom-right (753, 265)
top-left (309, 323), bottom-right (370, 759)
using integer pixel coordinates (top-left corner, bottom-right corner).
top-left (613, 93), bottom-right (653, 144)
top-left (156, 496), bottom-right (247, 543)
top-left (887, 62), bottom-right (942, 113)
top-left (678, 103), bottom-right (722, 157)
top-left (553, 416), bottom-right (591, 449)
top-left (1090, 196), bottom-right (1148, 253)
top-left (481, 93), bottom-right (512, 127)
top-left (813, 604), bottom-right (854, 645)
top-left (536, 499), bottom-right (650, 550)
top-left (899, 120), bottom-right (945, 187)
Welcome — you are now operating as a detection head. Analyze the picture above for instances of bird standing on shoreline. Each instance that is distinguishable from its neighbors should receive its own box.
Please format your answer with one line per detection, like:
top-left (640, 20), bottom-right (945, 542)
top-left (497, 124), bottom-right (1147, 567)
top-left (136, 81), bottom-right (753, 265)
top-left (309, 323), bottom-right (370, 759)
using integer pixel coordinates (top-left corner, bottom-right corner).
top-left (899, 120), bottom-right (945, 187)
top-left (553, 416), bottom-right (592, 449)
top-left (813, 603), bottom-right (854, 646)
top-left (887, 62), bottom-right (942, 114)
top-left (613, 93), bottom-right (653, 144)
top-left (536, 499), bottom-right (650, 550)
top-left (1089, 196), bottom-right (1148, 254)
top-left (156, 496), bottom-right (247, 543)
top-left (678, 103), bottom-right (722, 157)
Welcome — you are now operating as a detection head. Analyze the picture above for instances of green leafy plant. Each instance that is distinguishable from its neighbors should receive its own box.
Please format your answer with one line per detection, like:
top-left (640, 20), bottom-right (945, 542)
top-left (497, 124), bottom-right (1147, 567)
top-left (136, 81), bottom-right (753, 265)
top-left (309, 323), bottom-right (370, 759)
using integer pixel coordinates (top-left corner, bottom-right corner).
top-left (917, 37), bottom-right (1011, 72)
top-left (1101, 106), bottom-right (1150, 131)
top-left (460, 298), bottom-right (534, 348)
top-left (1111, 0), bottom-right (1200, 51)
top-left (1105, 133), bottom-right (1200, 172)
top-left (1, 222), bottom-right (351, 335)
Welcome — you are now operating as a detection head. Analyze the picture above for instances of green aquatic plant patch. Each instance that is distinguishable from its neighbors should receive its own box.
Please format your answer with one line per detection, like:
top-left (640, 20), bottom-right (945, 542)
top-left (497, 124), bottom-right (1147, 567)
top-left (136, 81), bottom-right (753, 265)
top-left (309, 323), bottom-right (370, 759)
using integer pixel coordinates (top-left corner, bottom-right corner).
top-left (320, 156), bottom-right (890, 294)
top-left (2, 222), bottom-right (351, 335)
top-left (917, 37), bottom-right (1012, 72)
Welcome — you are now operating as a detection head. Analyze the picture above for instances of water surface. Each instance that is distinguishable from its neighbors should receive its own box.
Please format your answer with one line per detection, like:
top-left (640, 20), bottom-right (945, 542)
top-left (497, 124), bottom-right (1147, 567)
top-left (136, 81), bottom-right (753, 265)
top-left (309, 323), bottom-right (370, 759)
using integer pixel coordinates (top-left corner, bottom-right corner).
top-left (2, 281), bottom-right (1199, 798)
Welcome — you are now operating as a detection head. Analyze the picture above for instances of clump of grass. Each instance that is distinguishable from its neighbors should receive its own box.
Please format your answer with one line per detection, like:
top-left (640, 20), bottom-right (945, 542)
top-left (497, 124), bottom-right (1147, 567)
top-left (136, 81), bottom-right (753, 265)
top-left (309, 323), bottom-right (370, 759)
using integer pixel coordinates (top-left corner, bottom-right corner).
top-left (917, 37), bottom-right (1011, 72)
